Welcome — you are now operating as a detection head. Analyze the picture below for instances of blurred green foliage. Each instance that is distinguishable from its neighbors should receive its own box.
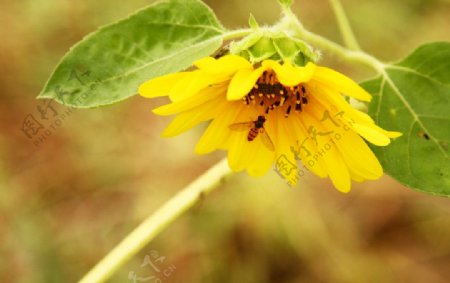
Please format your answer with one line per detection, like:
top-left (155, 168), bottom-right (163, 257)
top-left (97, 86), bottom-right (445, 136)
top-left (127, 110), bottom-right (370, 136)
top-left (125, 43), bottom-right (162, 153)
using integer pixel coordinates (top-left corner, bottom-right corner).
top-left (1, 0), bottom-right (449, 282)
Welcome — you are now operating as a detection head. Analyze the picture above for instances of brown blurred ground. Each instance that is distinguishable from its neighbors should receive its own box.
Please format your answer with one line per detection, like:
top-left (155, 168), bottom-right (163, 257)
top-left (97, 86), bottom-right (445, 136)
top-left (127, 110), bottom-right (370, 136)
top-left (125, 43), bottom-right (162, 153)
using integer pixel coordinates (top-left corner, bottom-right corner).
top-left (1, 0), bottom-right (450, 282)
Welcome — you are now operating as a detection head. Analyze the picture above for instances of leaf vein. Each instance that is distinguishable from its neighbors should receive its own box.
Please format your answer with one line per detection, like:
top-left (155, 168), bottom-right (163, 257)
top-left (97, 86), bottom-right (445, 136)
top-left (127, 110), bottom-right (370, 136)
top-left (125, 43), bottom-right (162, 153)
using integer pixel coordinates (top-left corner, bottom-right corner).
top-left (406, 120), bottom-right (417, 178)
top-left (375, 77), bottom-right (386, 124)
top-left (386, 65), bottom-right (450, 86)
top-left (382, 71), bottom-right (449, 158)
top-left (92, 36), bottom-right (222, 86)
top-left (417, 115), bottom-right (450, 120)
top-left (146, 22), bottom-right (224, 33)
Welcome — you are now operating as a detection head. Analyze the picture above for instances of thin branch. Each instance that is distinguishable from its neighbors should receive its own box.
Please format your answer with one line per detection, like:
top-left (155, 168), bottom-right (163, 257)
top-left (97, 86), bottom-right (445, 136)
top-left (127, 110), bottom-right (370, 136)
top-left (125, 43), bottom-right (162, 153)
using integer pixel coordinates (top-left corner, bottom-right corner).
top-left (328, 0), bottom-right (361, 50)
top-left (78, 158), bottom-right (232, 283)
top-left (222, 28), bottom-right (253, 41)
top-left (278, 8), bottom-right (383, 72)
top-left (279, 11), bottom-right (385, 73)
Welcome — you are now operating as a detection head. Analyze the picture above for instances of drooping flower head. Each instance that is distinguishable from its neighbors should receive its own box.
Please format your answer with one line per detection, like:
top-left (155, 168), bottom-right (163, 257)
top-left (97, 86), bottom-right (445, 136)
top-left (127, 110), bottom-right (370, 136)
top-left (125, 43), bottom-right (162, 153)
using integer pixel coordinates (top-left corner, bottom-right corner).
top-left (139, 54), bottom-right (401, 192)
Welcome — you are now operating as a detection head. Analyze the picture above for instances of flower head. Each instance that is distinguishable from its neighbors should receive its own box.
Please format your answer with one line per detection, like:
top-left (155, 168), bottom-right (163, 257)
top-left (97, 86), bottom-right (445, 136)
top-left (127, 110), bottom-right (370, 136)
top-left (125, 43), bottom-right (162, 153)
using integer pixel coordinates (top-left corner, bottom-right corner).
top-left (139, 55), bottom-right (401, 192)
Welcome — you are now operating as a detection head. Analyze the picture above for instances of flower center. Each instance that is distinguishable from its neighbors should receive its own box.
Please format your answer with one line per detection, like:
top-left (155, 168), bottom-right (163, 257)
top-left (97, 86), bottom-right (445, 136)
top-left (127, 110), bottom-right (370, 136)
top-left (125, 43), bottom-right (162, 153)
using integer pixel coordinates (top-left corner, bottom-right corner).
top-left (241, 70), bottom-right (309, 118)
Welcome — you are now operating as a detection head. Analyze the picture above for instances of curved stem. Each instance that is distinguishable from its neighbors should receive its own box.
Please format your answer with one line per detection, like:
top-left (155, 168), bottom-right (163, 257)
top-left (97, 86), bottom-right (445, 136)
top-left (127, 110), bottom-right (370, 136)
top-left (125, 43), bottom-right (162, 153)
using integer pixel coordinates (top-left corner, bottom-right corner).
top-left (280, 8), bottom-right (385, 73)
top-left (78, 158), bottom-right (232, 283)
top-left (222, 28), bottom-right (253, 41)
top-left (299, 27), bottom-right (385, 72)
top-left (328, 0), bottom-right (360, 50)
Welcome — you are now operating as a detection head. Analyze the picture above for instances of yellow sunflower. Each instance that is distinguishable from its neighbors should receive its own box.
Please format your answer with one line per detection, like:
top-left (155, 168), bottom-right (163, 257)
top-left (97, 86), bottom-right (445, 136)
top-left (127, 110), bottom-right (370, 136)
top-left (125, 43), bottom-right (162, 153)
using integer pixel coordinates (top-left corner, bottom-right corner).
top-left (139, 55), bottom-right (401, 192)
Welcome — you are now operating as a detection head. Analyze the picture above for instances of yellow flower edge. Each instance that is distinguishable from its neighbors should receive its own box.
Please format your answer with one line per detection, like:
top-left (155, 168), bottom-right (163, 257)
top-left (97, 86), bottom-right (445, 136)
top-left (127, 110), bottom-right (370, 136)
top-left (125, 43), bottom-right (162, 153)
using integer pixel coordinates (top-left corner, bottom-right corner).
top-left (139, 55), bottom-right (402, 193)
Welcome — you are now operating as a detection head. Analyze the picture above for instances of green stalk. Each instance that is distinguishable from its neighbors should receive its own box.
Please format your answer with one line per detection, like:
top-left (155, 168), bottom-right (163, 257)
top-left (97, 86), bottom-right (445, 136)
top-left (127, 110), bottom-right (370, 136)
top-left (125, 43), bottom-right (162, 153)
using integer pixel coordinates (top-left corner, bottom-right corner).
top-left (298, 27), bottom-right (385, 72)
top-left (224, 7), bottom-right (384, 73)
top-left (78, 158), bottom-right (232, 283)
top-left (223, 28), bottom-right (253, 41)
top-left (279, 8), bottom-right (385, 73)
top-left (328, 0), bottom-right (361, 50)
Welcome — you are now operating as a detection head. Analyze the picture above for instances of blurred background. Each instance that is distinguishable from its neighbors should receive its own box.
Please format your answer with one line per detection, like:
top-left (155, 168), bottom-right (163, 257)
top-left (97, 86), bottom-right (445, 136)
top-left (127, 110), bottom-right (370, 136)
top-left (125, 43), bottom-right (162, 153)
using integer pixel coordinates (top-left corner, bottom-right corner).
top-left (1, 0), bottom-right (450, 282)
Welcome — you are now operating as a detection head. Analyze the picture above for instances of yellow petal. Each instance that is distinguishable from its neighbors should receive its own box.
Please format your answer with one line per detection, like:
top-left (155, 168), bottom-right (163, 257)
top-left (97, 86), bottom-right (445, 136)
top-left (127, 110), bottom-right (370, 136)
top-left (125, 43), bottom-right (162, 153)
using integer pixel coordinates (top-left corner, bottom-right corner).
top-left (348, 168), bottom-right (367, 183)
top-left (195, 102), bottom-right (243, 154)
top-left (194, 55), bottom-right (252, 75)
top-left (334, 129), bottom-right (383, 180)
top-left (247, 142), bottom-right (275, 177)
top-left (352, 123), bottom-right (391, 146)
top-left (305, 94), bottom-right (383, 180)
top-left (300, 111), bottom-right (351, 192)
top-left (170, 71), bottom-right (226, 102)
top-left (290, 112), bottom-right (328, 178)
top-left (265, 111), bottom-right (295, 158)
top-left (231, 135), bottom-right (263, 173)
top-left (264, 60), bottom-right (316, 86)
top-left (226, 105), bottom-right (269, 172)
top-left (309, 87), bottom-right (399, 147)
top-left (139, 72), bottom-right (188, 98)
top-left (324, 147), bottom-right (352, 193)
top-left (227, 66), bottom-right (267, 100)
top-left (313, 66), bottom-right (372, 101)
top-left (226, 131), bottom-right (249, 172)
top-left (311, 82), bottom-right (374, 125)
top-left (265, 112), bottom-right (300, 185)
top-left (153, 85), bottom-right (226, 116)
top-left (161, 97), bottom-right (226, 137)
top-left (385, 130), bottom-right (402, 138)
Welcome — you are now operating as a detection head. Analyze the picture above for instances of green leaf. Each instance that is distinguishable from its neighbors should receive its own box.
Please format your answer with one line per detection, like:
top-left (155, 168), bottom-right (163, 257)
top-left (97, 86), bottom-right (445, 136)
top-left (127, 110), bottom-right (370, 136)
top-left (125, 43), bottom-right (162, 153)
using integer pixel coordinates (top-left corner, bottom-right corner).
top-left (277, 0), bottom-right (294, 8)
top-left (38, 0), bottom-right (225, 108)
top-left (362, 42), bottom-right (450, 196)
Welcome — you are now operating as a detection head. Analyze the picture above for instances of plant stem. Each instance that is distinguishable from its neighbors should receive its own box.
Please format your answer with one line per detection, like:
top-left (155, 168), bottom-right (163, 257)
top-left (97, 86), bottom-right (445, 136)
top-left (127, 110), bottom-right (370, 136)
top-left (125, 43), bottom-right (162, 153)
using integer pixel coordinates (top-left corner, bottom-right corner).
top-left (280, 8), bottom-right (385, 73)
top-left (78, 158), bottom-right (232, 283)
top-left (299, 27), bottom-right (385, 72)
top-left (328, 0), bottom-right (360, 51)
top-left (223, 28), bottom-right (253, 41)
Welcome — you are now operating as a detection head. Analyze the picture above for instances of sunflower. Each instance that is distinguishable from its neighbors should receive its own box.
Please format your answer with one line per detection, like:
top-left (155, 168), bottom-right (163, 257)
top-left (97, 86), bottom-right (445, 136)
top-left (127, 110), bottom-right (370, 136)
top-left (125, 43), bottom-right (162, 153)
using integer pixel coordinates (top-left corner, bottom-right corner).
top-left (139, 55), bottom-right (401, 192)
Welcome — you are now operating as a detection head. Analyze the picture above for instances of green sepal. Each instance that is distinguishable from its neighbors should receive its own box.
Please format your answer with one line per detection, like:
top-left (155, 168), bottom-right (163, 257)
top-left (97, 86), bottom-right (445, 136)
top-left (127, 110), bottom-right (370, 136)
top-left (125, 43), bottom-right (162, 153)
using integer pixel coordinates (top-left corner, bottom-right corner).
top-left (248, 14), bottom-right (260, 30)
top-left (230, 31), bottom-right (319, 65)
top-left (248, 37), bottom-right (277, 62)
top-left (277, 0), bottom-right (294, 8)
